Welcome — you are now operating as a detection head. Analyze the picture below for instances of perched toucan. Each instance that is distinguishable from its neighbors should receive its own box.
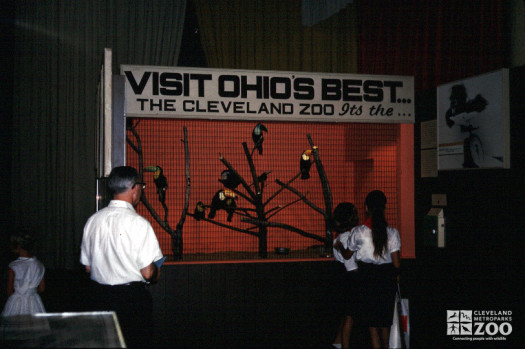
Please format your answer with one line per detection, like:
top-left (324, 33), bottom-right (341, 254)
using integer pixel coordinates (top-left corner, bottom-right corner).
top-left (218, 169), bottom-right (242, 189)
top-left (208, 189), bottom-right (237, 222)
top-left (193, 201), bottom-right (206, 221)
top-left (300, 150), bottom-right (313, 179)
top-left (145, 166), bottom-right (168, 204)
top-left (251, 123), bottom-right (268, 155)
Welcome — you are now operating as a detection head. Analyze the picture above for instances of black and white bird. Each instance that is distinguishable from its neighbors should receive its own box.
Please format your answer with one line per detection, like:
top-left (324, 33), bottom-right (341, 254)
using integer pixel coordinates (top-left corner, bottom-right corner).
top-left (218, 169), bottom-right (242, 190)
top-left (251, 123), bottom-right (268, 155)
top-left (208, 189), bottom-right (237, 222)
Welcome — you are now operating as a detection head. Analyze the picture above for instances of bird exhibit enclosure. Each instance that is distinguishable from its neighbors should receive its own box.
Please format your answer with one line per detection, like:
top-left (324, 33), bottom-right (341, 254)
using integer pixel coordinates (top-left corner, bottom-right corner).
top-left (105, 64), bottom-right (416, 262)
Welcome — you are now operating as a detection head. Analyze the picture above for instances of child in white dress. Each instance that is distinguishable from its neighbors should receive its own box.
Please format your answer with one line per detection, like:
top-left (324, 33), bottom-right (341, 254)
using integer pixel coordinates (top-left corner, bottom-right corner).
top-left (331, 202), bottom-right (359, 349)
top-left (2, 232), bottom-right (46, 315)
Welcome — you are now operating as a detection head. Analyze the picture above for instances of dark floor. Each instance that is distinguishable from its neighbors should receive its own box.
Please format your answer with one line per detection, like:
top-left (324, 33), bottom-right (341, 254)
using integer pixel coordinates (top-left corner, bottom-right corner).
top-left (3, 244), bottom-right (521, 348)
top-left (33, 250), bottom-right (521, 348)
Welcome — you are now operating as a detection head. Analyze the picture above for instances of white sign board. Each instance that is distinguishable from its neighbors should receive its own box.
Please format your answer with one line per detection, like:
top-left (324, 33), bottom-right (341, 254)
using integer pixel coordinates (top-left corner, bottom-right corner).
top-left (437, 69), bottom-right (510, 170)
top-left (121, 65), bottom-right (414, 123)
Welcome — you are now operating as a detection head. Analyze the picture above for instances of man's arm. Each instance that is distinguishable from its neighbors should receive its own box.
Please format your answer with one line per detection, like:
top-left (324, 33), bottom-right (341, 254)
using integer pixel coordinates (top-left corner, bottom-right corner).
top-left (140, 263), bottom-right (160, 283)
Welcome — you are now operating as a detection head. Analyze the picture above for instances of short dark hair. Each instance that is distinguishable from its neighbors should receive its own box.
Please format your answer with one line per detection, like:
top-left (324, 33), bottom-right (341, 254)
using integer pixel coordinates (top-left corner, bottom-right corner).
top-left (108, 166), bottom-right (139, 195)
top-left (332, 202), bottom-right (359, 233)
top-left (10, 231), bottom-right (35, 253)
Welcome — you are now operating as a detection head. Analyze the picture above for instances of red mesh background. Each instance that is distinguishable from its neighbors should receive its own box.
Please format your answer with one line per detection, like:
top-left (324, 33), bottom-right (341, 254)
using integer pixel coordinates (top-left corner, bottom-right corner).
top-left (126, 118), bottom-right (399, 261)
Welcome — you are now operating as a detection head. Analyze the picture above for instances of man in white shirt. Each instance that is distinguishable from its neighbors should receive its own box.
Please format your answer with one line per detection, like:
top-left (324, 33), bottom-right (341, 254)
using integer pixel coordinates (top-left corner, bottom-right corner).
top-left (80, 166), bottom-right (163, 348)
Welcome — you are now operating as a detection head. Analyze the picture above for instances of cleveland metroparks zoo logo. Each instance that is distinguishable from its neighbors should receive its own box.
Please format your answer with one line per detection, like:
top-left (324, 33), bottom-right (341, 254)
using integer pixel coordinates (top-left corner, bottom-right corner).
top-left (447, 310), bottom-right (473, 335)
top-left (447, 310), bottom-right (512, 341)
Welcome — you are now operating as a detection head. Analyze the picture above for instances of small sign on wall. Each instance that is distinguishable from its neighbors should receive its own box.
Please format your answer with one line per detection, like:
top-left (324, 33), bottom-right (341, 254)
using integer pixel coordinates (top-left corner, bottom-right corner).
top-left (424, 208), bottom-right (445, 248)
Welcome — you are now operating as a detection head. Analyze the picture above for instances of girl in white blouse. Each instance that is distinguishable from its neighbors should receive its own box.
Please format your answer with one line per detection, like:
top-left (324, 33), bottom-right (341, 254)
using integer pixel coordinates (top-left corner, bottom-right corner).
top-left (347, 190), bottom-right (401, 349)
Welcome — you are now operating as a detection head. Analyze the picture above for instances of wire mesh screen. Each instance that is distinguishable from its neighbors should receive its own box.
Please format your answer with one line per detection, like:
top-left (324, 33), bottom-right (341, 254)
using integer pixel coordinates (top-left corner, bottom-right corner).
top-left (126, 118), bottom-right (399, 262)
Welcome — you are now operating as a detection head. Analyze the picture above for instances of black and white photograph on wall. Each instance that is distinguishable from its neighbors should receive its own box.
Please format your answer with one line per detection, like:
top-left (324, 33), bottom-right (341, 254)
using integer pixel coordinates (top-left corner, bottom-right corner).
top-left (437, 69), bottom-right (510, 170)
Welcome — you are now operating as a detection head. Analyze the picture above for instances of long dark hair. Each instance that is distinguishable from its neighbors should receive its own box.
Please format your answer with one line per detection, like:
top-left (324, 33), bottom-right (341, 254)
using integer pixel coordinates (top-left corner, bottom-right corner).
top-left (365, 190), bottom-right (388, 259)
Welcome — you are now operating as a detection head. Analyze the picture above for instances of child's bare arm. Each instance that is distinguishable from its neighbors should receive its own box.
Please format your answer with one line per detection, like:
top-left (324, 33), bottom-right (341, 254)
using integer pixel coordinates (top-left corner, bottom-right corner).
top-left (6, 268), bottom-right (14, 296)
top-left (37, 276), bottom-right (45, 293)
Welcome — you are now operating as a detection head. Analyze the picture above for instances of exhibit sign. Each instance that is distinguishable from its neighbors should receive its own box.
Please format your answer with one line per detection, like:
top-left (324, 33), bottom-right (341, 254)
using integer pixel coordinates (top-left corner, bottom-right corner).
top-left (121, 65), bottom-right (414, 123)
top-left (437, 69), bottom-right (510, 170)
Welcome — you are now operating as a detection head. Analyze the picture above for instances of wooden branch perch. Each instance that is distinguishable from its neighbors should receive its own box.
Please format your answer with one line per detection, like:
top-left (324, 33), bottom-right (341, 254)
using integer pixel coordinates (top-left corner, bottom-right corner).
top-left (307, 134), bottom-right (333, 218)
top-left (242, 142), bottom-right (262, 195)
top-left (232, 206), bottom-right (257, 219)
top-left (266, 196), bottom-right (305, 220)
top-left (127, 124), bottom-right (143, 179)
top-left (127, 122), bottom-right (179, 257)
top-left (188, 213), bottom-right (260, 237)
top-left (307, 134), bottom-right (334, 251)
top-left (176, 126), bottom-right (190, 232)
top-left (241, 218), bottom-right (325, 243)
top-left (219, 155), bottom-right (257, 199)
top-left (264, 171), bottom-right (301, 206)
top-left (275, 179), bottom-right (325, 215)
top-left (141, 195), bottom-right (173, 233)
top-left (171, 126), bottom-right (191, 259)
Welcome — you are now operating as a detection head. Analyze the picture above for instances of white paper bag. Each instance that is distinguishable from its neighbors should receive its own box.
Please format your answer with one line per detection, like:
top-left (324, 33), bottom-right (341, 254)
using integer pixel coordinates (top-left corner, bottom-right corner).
top-left (399, 297), bottom-right (410, 348)
top-left (389, 292), bottom-right (402, 348)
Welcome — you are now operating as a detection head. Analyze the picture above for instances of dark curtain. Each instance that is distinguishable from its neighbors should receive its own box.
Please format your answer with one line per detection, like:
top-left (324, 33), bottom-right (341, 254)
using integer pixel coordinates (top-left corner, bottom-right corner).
top-left (193, 0), bottom-right (358, 73)
top-left (10, 0), bottom-right (186, 269)
top-left (357, 0), bottom-right (507, 90)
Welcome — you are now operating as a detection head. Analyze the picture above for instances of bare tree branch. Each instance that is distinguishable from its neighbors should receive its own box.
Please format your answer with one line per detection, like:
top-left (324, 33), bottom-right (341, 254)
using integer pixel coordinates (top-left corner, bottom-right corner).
top-left (141, 195), bottom-right (173, 233)
top-left (241, 218), bottom-right (325, 243)
top-left (242, 142), bottom-right (262, 195)
top-left (172, 126), bottom-right (191, 259)
top-left (127, 121), bottom-right (183, 258)
top-left (232, 206), bottom-right (257, 218)
top-left (126, 123), bottom-right (143, 178)
top-left (188, 213), bottom-right (260, 237)
top-left (219, 154), bottom-right (257, 199)
top-left (266, 196), bottom-right (305, 220)
top-left (126, 127), bottom-right (168, 238)
top-left (307, 134), bottom-right (333, 219)
top-left (264, 171), bottom-right (301, 206)
top-left (307, 134), bottom-right (334, 251)
top-left (275, 179), bottom-right (325, 215)
top-left (176, 126), bottom-right (190, 230)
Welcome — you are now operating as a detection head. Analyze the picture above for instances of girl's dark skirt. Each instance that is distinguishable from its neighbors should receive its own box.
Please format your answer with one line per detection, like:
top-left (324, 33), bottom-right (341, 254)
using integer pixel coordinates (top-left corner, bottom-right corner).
top-left (355, 262), bottom-right (397, 328)
top-left (333, 261), bottom-right (359, 317)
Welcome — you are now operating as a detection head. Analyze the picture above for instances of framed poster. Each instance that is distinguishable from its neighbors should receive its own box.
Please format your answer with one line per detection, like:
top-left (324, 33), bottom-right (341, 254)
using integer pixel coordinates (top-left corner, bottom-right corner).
top-left (437, 69), bottom-right (510, 170)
